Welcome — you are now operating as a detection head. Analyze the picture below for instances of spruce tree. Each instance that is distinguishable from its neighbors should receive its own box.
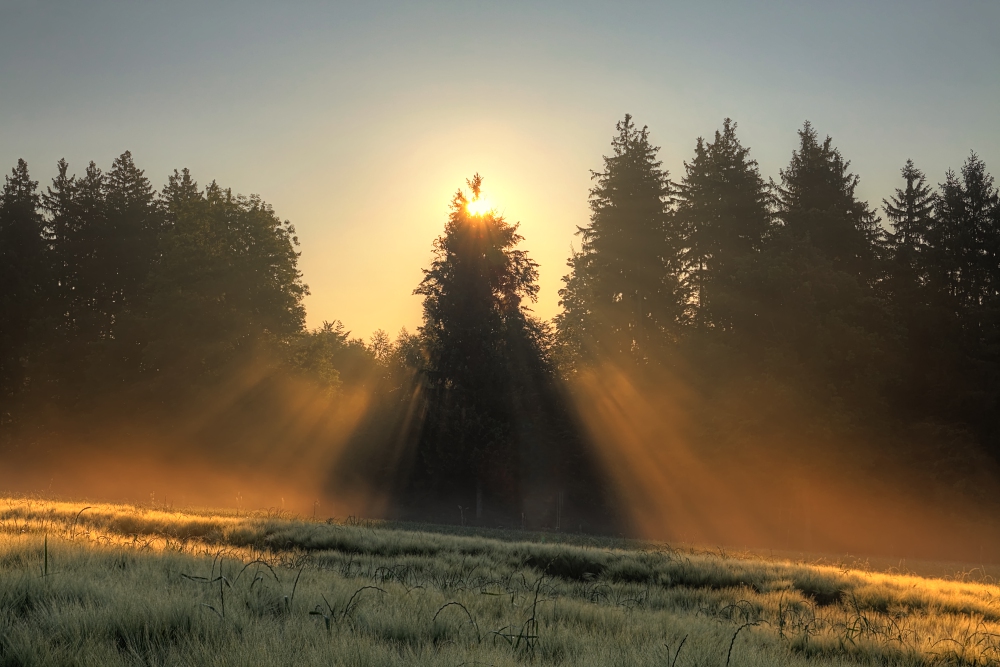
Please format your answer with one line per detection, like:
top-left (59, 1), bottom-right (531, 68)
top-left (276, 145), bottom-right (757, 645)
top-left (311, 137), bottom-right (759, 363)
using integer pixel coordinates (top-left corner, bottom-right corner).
top-left (44, 161), bottom-right (110, 341)
top-left (141, 169), bottom-right (307, 390)
top-left (675, 118), bottom-right (772, 329)
top-left (413, 174), bottom-right (544, 507)
top-left (922, 154), bottom-right (1000, 447)
top-left (930, 154), bottom-right (1000, 311)
top-left (103, 151), bottom-right (162, 322)
top-left (44, 159), bottom-right (81, 339)
top-left (734, 123), bottom-right (892, 409)
top-left (0, 160), bottom-right (46, 412)
top-left (876, 160), bottom-right (946, 422)
top-left (883, 160), bottom-right (936, 257)
top-left (882, 160), bottom-right (936, 299)
top-left (556, 115), bottom-right (682, 366)
top-left (775, 122), bottom-right (884, 282)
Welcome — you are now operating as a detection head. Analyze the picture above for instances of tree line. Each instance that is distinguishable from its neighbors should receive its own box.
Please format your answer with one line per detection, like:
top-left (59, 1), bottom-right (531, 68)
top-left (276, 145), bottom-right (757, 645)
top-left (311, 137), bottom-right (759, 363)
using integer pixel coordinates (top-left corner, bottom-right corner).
top-left (2, 115), bottom-right (999, 525)
top-left (558, 116), bottom-right (1000, 456)
top-left (0, 153), bottom-right (406, 449)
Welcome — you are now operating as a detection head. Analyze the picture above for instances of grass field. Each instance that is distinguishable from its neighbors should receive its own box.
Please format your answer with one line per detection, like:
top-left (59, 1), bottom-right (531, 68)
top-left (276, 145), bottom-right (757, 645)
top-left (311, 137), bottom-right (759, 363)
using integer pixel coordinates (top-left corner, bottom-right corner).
top-left (1, 497), bottom-right (999, 666)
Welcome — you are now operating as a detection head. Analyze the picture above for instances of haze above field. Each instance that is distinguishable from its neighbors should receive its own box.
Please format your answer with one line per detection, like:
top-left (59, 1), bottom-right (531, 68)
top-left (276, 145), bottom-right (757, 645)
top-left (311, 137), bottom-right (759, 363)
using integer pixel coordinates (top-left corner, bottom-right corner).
top-left (2, 0), bottom-right (997, 338)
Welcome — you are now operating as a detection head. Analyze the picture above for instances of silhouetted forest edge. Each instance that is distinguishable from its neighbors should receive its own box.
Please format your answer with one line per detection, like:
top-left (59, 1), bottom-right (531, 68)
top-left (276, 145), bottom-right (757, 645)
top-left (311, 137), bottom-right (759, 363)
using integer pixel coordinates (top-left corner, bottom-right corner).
top-left (3, 116), bottom-right (1000, 561)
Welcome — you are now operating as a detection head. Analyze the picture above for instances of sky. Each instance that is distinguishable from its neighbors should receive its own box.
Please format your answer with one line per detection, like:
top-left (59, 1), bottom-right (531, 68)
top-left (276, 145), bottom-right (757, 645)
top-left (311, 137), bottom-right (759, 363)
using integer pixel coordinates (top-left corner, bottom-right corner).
top-left (2, 0), bottom-right (998, 340)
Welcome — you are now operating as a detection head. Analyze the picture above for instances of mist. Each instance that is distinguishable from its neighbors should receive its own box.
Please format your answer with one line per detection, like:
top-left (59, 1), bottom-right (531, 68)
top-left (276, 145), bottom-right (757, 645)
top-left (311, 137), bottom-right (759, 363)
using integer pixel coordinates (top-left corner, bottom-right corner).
top-left (3, 116), bottom-right (1000, 569)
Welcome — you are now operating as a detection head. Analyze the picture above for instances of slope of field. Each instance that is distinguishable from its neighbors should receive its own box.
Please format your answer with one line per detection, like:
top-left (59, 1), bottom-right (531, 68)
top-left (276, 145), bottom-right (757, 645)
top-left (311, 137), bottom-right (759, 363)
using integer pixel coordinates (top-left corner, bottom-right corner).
top-left (1, 497), bottom-right (998, 666)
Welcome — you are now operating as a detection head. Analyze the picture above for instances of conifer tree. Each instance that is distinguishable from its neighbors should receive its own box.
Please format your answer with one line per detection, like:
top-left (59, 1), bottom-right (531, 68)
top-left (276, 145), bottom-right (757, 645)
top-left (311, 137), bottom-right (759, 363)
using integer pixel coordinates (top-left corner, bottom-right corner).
top-left (930, 168), bottom-right (966, 302)
top-left (43, 160), bottom-right (111, 341)
top-left (775, 122), bottom-right (884, 282)
top-left (103, 151), bottom-right (162, 321)
top-left (883, 160), bottom-right (936, 256)
top-left (675, 119), bottom-right (772, 328)
top-left (44, 159), bottom-right (81, 338)
top-left (557, 115), bottom-right (682, 366)
top-left (929, 153), bottom-right (999, 312)
top-left (141, 169), bottom-right (307, 389)
top-left (38, 154), bottom-right (163, 393)
top-left (733, 123), bottom-right (891, 408)
top-left (0, 160), bottom-right (46, 411)
top-left (413, 174), bottom-right (545, 506)
top-left (882, 159), bottom-right (936, 297)
top-left (918, 154), bottom-right (1000, 444)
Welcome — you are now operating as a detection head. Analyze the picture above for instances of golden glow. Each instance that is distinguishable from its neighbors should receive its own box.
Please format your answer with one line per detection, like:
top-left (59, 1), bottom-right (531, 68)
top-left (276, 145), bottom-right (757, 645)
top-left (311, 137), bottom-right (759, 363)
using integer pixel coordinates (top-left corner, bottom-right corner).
top-left (0, 358), bottom-right (384, 517)
top-left (465, 196), bottom-right (493, 217)
top-left (568, 360), bottom-right (1000, 562)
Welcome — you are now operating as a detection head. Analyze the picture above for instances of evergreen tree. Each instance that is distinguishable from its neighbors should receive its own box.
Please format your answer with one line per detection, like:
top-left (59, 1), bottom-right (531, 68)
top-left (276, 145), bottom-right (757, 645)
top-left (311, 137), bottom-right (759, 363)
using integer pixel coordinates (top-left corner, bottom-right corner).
top-left (883, 160), bottom-right (936, 263)
top-left (880, 161), bottom-right (936, 328)
top-left (141, 170), bottom-right (307, 390)
top-left (413, 174), bottom-right (544, 506)
top-left (929, 153), bottom-right (1000, 313)
top-left (42, 160), bottom-right (116, 343)
top-left (920, 154), bottom-right (1000, 441)
top-left (877, 160), bottom-right (948, 422)
top-left (100, 152), bottom-right (163, 376)
top-left (0, 160), bottom-right (46, 413)
top-left (929, 168), bottom-right (966, 302)
top-left (557, 115), bottom-right (682, 366)
top-left (675, 118), bottom-right (772, 329)
top-left (38, 154), bottom-right (163, 395)
top-left (103, 151), bottom-right (162, 323)
top-left (881, 160), bottom-right (937, 319)
top-left (70, 162), bottom-right (110, 339)
top-left (43, 159), bottom-right (81, 339)
top-left (732, 123), bottom-right (892, 408)
top-left (775, 122), bottom-right (884, 282)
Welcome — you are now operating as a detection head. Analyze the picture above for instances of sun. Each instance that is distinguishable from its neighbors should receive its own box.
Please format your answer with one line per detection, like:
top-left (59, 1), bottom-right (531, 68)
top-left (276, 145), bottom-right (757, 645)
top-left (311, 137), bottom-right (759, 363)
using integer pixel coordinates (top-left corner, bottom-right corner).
top-left (466, 196), bottom-right (493, 217)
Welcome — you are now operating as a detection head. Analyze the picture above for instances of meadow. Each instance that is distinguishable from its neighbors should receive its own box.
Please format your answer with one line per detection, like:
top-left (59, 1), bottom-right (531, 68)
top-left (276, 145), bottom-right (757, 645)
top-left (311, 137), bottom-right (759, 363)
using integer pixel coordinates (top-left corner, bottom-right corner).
top-left (1, 496), bottom-right (999, 666)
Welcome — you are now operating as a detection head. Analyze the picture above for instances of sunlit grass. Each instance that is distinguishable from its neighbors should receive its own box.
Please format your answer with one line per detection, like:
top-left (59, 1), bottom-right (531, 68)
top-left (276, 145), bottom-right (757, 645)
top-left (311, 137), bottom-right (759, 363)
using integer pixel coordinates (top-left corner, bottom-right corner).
top-left (1, 496), bottom-right (999, 666)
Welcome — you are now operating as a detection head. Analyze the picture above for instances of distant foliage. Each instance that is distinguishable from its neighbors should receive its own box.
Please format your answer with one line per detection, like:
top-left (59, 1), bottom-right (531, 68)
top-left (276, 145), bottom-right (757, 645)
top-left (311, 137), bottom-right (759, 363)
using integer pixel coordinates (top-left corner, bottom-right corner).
top-left (4, 117), bottom-right (1000, 516)
top-left (0, 160), bottom-right (46, 417)
top-left (557, 115), bottom-right (683, 367)
top-left (557, 114), bottom-right (1000, 470)
top-left (398, 174), bottom-right (595, 518)
top-left (674, 118), bottom-right (772, 330)
top-left (140, 170), bottom-right (307, 391)
top-left (0, 153), bottom-right (318, 433)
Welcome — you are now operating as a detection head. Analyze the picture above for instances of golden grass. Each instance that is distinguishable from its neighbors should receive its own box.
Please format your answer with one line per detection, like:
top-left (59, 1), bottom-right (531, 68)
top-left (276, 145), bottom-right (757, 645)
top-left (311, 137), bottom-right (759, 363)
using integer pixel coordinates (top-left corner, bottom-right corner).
top-left (1, 495), bottom-right (999, 666)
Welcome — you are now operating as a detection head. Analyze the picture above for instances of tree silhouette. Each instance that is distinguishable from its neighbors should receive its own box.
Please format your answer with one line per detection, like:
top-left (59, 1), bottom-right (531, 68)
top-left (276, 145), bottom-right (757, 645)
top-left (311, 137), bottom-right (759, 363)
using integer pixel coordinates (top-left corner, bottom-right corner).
top-left (139, 169), bottom-right (307, 393)
top-left (0, 160), bottom-right (45, 414)
top-left (775, 122), bottom-right (884, 283)
top-left (675, 118), bottom-right (772, 330)
top-left (557, 115), bottom-right (682, 367)
top-left (412, 174), bottom-right (546, 508)
top-left (713, 123), bottom-right (893, 410)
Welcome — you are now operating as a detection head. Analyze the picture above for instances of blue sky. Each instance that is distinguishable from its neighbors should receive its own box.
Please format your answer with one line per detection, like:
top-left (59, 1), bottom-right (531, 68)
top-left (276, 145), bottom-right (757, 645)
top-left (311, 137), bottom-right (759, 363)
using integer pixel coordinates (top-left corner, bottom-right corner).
top-left (2, 0), bottom-right (997, 338)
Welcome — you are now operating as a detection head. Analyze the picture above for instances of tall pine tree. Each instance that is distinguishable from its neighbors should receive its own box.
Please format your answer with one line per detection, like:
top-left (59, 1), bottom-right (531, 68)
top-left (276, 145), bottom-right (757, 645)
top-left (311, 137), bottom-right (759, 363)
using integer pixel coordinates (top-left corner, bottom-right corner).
top-left (883, 160), bottom-right (935, 260)
top-left (140, 169), bottom-right (307, 391)
top-left (0, 160), bottom-right (46, 415)
top-left (775, 122), bottom-right (883, 283)
top-left (929, 154), bottom-right (1000, 313)
top-left (413, 174), bottom-right (545, 509)
top-left (675, 118), bottom-right (772, 329)
top-left (557, 115), bottom-right (682, 366)
top-left (882, 159), bottom-right (936, 301)
top-left (733, 123), bottom-right (892, 409)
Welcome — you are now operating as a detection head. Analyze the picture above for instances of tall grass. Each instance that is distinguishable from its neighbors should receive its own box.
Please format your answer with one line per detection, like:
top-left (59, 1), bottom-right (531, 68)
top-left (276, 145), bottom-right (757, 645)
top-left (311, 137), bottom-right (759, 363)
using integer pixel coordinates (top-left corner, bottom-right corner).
top-left (0, 495), bottom-right (998, 666)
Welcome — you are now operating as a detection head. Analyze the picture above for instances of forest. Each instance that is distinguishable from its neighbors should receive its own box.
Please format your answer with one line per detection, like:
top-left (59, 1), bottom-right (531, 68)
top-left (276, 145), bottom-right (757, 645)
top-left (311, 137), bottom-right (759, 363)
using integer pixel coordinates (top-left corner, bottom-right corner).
top-left (2, 116), bottom-right (1000, 556)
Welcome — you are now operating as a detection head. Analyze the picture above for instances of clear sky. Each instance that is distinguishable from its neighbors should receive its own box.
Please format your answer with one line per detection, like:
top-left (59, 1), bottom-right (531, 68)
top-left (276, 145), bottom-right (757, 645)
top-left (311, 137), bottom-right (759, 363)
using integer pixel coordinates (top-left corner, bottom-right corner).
top-left (2, 1), bottom-right (997, 340)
